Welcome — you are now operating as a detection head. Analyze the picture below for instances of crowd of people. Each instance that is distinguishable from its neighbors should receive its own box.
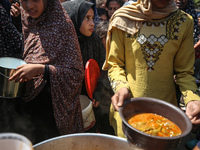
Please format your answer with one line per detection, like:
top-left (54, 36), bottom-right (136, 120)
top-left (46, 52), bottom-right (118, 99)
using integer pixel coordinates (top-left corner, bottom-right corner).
top-left (1, 0), bottom-right (200, 149)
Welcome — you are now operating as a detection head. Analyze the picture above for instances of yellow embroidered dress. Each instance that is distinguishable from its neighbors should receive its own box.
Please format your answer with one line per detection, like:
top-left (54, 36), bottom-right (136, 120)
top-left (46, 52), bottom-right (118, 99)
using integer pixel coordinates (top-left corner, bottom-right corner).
top-left (107, 10), bottom-right (200, 137)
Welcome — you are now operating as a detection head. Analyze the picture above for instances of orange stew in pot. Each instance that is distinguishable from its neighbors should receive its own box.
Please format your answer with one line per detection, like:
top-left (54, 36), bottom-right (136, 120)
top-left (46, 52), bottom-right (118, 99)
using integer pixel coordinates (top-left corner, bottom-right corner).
top-left (127, 113), bottom-right (182, 137)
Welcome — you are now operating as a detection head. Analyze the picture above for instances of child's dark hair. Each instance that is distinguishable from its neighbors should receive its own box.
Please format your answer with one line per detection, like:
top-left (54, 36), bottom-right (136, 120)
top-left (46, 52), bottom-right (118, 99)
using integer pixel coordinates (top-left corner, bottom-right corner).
top-left (106, 0), bottom-right (124, 8)
top-left (97, 8), bottom-right (107, 16)
top-left (95, 20), bottom-right (109, 39)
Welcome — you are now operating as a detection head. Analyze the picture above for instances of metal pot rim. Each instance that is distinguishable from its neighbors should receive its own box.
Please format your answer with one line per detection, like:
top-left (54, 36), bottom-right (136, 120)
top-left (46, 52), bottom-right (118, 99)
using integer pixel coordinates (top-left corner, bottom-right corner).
top-left (0, 57), bottom-right (26, 69)
top-left (33, 133), bottom-right (128, 148)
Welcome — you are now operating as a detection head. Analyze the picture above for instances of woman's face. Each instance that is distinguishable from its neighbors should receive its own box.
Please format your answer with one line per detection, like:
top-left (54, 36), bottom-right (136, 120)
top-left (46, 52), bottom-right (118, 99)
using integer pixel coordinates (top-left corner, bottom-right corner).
top-left (175, 0), bottom-right (189, 10)
top-left (106, 1), bottom-right (120, 18)
top-left (80, 8), bottom-right (95, 37)
top-left (151, 0), bottom-right (172, 9)
top-left (20, 0), bottom-right (45, 18)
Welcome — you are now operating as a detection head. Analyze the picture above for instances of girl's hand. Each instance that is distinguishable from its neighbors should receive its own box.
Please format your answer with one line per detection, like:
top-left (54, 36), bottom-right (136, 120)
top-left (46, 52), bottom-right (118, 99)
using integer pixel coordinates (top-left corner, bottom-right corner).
top-left (10, 2), bottom-right (21, 17)
top-left (9, 64), bottom-right (45, 83)
top-left (111, 87), bottom-right (130, 111)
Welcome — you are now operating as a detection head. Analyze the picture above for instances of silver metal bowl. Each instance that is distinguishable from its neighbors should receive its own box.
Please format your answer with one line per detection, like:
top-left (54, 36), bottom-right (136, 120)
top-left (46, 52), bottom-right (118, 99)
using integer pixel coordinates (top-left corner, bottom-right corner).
top-left (0, 57), bottom-right (26, 98)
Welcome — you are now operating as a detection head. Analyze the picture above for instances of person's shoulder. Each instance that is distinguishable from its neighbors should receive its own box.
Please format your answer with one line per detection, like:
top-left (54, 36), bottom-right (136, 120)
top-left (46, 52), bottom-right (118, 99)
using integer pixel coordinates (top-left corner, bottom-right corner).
top-left (170, 9), bottom-right (194, 27)
top-left (178, 9), bottom-right (194, 22)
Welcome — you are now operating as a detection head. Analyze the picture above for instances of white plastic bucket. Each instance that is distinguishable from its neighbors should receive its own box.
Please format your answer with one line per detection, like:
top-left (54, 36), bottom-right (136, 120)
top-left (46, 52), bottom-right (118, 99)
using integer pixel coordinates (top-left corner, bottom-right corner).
top-left (0, 133), bottom-right (33, 150)
top-left (79, 95), bottom-right (96, 131)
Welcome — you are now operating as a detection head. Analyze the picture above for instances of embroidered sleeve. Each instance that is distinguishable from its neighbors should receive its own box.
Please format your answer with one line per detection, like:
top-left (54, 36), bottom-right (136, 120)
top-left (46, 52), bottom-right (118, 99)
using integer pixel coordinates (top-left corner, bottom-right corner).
top-left (182, 90), bottom-right (200, 104)
top-left (107, 28), bottom-right (130, 93)
top-left (174, 13), bottom-right (200, 104)
top-left (108, 76), bottom-right (130, 93)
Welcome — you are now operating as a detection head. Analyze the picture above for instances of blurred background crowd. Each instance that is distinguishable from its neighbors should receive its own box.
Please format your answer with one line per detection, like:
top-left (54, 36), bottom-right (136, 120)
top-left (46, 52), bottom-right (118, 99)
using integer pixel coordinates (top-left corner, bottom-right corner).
top-left (1, 0), bottom-right (200, 150)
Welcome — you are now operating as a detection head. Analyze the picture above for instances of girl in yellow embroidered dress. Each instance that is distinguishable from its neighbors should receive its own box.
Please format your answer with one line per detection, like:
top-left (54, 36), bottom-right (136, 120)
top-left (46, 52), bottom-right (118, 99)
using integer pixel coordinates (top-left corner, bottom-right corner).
top-left (103, 0), bottom-right (200, 138)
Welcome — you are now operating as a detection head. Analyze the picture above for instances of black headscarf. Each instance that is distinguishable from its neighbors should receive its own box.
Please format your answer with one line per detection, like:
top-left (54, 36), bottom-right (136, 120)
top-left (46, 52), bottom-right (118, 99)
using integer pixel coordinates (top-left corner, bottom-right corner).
top-left (62, 0), bottom-right (95, 36)
top-left (62, 0), bottom-right (105, 68)
top-left (62, 0), bottom-right (106, 97)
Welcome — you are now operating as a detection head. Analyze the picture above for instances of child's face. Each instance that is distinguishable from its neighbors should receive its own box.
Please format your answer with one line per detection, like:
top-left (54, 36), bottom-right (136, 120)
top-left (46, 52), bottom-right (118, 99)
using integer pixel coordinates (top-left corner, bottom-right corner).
top-left (20, 0), bottom-right (45, 18)
top-left (80, 8), bottom-right (94, 37)
top-left (106, 1), bottom-right (120, 18)
top-left (99, 14), bottom-right (108, 21)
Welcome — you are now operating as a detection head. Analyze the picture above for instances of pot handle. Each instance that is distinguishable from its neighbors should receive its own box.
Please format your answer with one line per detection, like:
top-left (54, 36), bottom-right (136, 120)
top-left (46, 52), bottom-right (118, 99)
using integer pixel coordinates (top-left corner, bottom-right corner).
top-left (0, 71), bottom-right (10, 79)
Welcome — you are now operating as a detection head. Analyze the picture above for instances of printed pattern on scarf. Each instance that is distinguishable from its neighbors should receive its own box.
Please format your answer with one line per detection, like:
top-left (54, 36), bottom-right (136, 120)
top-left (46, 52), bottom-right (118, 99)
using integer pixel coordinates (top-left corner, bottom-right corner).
top-left (108, 76), bottom-right (129, 93)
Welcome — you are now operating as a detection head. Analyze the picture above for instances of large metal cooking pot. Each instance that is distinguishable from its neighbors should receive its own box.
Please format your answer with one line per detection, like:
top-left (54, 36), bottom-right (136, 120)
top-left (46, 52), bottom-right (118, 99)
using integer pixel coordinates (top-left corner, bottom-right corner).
top-left (119, 97), bottom-right (192, 150)
top-left (33, 133), bottom-right (143, 150)
top-left (0, 57), bottom-right (26, 98)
